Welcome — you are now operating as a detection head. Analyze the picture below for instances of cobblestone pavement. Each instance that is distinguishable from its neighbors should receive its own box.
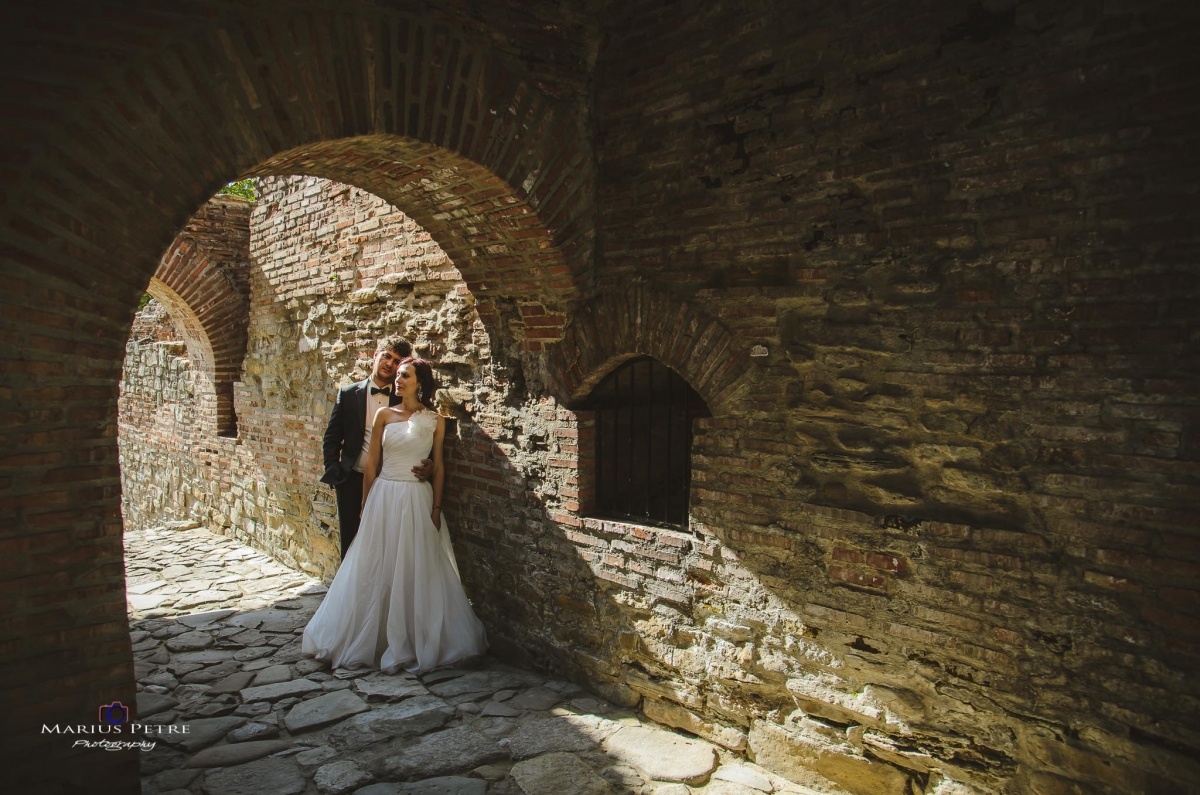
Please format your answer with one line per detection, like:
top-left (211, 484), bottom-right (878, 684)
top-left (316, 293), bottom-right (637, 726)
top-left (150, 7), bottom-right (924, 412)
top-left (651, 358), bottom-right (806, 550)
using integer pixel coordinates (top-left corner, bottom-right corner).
top-left (128, 523), bottom-right (839, 795)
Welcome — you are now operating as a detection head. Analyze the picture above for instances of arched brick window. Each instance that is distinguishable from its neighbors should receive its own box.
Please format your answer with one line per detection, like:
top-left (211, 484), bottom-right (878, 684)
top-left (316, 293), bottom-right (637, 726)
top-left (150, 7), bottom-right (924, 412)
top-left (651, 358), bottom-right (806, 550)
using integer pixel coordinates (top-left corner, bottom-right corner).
top-left (580, 357), bottom-right (710, 528)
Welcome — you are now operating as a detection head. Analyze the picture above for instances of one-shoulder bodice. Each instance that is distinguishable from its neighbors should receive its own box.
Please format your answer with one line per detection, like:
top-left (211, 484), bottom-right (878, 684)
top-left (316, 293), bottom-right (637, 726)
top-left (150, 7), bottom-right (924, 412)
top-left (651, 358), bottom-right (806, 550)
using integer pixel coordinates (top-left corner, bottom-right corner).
top-left (378, 410), bottom-right (437, 482)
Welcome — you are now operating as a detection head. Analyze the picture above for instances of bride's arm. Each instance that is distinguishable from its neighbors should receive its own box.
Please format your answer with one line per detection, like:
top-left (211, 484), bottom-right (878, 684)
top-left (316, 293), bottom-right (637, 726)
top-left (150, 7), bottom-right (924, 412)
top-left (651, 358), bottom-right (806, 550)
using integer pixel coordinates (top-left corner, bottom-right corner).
top-left (431, 414), bottom-right (446, 526)
top-left (361, 408), bottom-right (388, 512)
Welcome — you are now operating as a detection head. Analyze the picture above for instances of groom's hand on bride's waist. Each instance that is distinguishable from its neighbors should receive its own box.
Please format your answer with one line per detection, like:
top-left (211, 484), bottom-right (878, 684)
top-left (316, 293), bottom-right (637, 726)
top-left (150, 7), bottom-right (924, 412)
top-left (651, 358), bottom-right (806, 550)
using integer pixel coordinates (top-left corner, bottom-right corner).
top-left (412, 459), bottom-right (434, 482)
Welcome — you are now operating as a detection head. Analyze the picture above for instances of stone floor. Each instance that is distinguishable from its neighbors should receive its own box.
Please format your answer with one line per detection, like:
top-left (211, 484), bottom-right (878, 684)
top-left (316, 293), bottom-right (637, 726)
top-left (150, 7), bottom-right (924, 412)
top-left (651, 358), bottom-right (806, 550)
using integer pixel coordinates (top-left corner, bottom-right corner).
top-left (128, 522), bottom-right (843, 795)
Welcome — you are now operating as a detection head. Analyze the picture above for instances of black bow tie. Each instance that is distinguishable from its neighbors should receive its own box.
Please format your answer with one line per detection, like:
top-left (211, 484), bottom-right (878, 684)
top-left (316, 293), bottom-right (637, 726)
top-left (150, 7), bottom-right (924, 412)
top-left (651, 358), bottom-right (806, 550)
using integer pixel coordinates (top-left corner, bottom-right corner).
top-left (370, 386), bottom-right (392, 395)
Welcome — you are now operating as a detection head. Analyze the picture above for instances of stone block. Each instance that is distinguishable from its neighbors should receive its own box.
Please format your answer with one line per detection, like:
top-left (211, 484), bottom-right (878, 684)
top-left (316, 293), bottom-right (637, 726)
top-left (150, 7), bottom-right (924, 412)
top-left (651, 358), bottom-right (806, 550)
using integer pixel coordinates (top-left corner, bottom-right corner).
top-left (240, 678), bottom-right (321, 703)
top-left (511, 752), bottom-right (611, 795)
top-left (187, 740), bottom-right (290, 767)
top-left (624, 670), bottom-right (702, 710)
top-left (748, 721), bottom-right (909, 795)
top-left (283, 689), bottom-right (370, 733)
top-left (200, 756), bottom-right (305, 795)
top-left (603, 725), bottom-right (717, 784)
top-left (374, 727), bottom-right (505, 780)
top-left (642, 697), bottom-right (747, 751)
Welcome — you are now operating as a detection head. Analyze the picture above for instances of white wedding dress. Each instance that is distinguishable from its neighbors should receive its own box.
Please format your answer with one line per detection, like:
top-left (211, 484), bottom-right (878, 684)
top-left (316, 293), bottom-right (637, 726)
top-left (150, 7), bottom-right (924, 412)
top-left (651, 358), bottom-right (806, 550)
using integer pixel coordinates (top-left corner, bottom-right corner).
top-left (302, 409), bottom-right (487, 673)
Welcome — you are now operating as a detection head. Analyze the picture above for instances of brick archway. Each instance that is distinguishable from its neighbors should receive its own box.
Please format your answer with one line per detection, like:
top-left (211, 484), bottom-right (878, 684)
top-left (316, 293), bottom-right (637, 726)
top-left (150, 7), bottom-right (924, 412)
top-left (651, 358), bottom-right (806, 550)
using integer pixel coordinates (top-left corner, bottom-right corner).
top-left (548, 285), bottom-right (752, 413)
top-left (150, 198), bottom-right (252, 437)
top-left (0, 4), bottom-right (592, 329)
top-left (142, 278), bottom-right (227, 437)
top-left (249, 134), bottom-right (586, 349)
top-left (0, 3), bottom-right (593, 789)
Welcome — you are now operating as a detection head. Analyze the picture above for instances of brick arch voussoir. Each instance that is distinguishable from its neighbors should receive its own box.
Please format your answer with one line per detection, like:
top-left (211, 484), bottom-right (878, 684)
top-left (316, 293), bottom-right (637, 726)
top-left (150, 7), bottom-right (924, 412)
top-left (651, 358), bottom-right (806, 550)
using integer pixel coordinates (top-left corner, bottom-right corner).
top-left (144, 277), bottom-right (224, 431)
top-left (151, 226), bottom-right (250, 438)
top-left (1, 5), bottom-right (592, 368)
top-left (548, 287), bottom-right (751, 414)
top-left (249, 133), bottom-right (581, 346)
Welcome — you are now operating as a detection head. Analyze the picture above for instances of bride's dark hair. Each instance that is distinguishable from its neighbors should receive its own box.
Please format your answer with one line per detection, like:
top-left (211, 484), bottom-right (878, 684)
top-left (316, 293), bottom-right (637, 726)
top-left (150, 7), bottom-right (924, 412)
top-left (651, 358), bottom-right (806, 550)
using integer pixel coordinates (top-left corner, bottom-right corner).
top-left (398, 356), bottom-right (438, 411)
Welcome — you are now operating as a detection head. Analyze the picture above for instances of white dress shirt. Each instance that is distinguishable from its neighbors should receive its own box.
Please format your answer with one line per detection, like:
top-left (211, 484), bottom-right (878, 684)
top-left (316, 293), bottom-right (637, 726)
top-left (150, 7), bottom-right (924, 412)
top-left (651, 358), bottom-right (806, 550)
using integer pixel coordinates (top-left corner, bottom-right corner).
top-left (353, 384), bottom-right (392, 472)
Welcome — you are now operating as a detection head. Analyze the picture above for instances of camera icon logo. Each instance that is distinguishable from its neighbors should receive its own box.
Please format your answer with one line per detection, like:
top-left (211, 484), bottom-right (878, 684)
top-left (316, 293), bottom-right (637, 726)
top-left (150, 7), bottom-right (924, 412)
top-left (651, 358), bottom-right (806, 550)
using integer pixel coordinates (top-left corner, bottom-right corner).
top-left (99, 701), bottom-right (129, 725)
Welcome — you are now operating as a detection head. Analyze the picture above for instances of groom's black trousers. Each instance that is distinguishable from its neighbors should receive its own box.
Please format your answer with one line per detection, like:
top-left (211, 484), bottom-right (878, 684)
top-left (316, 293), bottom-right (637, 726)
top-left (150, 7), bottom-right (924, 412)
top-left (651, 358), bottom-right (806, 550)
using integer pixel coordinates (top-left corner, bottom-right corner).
top-left (334, 471), bottom-right (364, 559)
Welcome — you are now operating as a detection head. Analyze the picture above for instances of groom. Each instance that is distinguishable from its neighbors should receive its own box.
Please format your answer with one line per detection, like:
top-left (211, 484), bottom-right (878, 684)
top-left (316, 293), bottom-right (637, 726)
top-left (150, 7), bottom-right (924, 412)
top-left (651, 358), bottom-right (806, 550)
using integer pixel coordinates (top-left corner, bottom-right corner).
top-left (321, 336), bottom-right (432, 558)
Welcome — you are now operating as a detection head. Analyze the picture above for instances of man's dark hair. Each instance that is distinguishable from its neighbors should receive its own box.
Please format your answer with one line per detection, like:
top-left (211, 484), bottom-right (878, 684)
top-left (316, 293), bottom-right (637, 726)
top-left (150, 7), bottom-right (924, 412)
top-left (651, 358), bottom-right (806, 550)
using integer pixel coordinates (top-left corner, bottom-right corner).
top-left (379, 336), bottom-right (412, 357)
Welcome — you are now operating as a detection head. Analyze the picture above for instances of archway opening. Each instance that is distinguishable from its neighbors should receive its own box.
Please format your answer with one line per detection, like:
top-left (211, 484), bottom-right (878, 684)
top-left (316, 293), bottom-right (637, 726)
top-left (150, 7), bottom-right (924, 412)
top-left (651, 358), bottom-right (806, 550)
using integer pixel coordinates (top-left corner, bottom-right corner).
top-left (119, 174), bottom-right (506, 581)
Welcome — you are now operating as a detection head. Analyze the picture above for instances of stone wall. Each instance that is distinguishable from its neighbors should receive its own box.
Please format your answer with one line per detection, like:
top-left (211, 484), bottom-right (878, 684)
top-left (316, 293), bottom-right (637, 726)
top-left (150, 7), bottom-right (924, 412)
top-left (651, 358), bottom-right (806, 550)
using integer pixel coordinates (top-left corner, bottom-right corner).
top-left (119, 332), bottom-right (200, 526)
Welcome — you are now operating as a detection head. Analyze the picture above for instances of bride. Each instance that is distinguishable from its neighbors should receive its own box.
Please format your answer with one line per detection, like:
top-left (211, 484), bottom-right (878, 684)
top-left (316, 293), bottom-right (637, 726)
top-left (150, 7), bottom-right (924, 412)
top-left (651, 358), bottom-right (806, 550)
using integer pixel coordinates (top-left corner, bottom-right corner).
top-left (302, 356), bottom-right (487, 673)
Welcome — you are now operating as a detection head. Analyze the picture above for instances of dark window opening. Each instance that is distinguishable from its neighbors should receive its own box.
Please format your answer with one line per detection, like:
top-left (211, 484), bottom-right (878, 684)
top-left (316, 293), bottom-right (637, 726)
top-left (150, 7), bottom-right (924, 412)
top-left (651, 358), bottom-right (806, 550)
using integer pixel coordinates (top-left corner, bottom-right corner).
top-left (217, 390), bottom-right (238, 438)
top-left (581, 357), bottom-right (710, 528)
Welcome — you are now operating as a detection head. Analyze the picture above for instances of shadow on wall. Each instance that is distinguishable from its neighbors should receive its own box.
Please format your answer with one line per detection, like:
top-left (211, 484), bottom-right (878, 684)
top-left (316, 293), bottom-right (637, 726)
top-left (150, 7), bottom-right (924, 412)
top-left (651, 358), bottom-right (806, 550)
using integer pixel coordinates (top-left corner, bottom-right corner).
top-left (455, 379), bottom-right (1200, 795)
top-left (454, 288), bottom-right (1199, 795)
top-left (445, 323), bottom-right (943, 795)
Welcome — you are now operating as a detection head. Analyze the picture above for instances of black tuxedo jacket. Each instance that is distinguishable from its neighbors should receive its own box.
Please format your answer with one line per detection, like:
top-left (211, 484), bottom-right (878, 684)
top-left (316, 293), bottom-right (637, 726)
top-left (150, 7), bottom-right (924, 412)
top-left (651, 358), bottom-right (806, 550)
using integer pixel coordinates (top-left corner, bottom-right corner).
top-left (321, 379), bottom-right (401, 486)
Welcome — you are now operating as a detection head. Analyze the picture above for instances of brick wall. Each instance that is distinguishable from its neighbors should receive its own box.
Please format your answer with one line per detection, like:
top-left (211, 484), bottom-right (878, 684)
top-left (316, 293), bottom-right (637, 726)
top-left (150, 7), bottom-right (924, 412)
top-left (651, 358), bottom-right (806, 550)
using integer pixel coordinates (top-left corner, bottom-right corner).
top-left (150, 196), bottom-right (252, 437)
top-left (573, 2), bottom-right (1200, 793)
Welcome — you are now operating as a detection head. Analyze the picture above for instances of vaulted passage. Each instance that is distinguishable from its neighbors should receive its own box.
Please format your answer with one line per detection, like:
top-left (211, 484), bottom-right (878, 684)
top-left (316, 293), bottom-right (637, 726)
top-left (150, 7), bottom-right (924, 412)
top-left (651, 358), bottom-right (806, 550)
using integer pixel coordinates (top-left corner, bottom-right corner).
top-left (3, 2), bottom-right (1198, 793)
top-left (147, 197), bottom-right (252, 438)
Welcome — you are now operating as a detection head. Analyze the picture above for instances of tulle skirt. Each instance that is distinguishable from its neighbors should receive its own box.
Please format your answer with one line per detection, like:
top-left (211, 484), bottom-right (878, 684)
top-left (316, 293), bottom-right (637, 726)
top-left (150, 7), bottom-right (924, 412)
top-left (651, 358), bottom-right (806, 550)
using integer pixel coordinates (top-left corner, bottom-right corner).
top-left (302, 478), bottom-right (487, 673)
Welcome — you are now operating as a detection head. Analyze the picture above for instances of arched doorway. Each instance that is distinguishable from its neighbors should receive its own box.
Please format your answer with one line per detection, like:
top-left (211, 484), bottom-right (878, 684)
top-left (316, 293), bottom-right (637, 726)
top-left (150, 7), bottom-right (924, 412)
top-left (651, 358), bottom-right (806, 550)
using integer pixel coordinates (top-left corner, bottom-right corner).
top-left (0, 6), bottom-right (594, 790)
